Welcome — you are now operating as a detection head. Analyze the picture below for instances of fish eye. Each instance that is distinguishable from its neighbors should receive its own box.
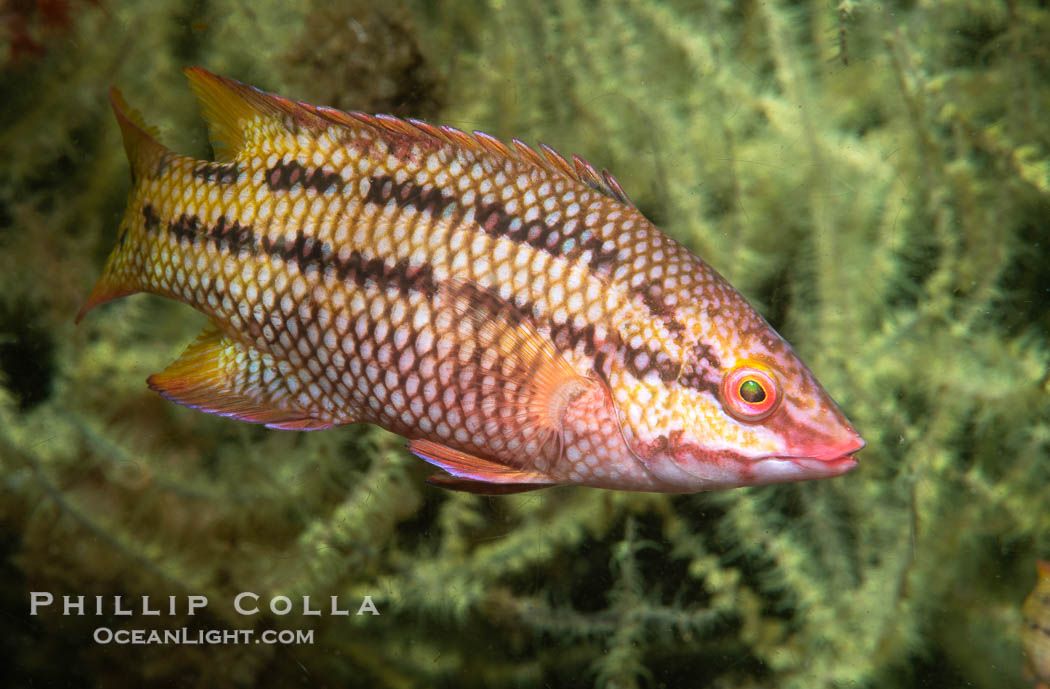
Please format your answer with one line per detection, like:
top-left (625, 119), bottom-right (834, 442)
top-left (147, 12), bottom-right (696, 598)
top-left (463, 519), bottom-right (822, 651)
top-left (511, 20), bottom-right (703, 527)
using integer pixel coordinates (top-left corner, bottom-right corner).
top-left (739, 379), bottom-right (765, 403)
top-left (721, 364), bottom-right (780, 422)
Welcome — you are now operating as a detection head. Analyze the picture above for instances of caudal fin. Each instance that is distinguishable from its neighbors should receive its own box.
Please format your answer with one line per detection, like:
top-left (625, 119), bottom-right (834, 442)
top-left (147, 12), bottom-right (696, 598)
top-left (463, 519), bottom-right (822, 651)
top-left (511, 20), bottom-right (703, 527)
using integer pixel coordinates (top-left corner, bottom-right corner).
top-left (76, 88), bottom-right (170, 324)
top-left (109, 87), bottom-right (166, 177)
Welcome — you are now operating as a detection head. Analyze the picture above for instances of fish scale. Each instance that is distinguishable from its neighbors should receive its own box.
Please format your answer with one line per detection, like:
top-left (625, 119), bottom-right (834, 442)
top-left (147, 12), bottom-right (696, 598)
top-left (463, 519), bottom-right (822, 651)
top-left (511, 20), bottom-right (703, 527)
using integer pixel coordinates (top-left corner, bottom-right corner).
top-left (78, 68), bottom-right (864, 493)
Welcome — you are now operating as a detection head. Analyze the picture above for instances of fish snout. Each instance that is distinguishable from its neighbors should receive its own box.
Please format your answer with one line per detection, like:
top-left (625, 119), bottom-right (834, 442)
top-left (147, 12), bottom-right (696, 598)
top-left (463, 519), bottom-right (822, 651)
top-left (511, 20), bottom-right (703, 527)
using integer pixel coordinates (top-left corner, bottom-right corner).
top-left (808, 425), bottom-right (865, 462)
top-left (783, 422), bottom-right (865, 478)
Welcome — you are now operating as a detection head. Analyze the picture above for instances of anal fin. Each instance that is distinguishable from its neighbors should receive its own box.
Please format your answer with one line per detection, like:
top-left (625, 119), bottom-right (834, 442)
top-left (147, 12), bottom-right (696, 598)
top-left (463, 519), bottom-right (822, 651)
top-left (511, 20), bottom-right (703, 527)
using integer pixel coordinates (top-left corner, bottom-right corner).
top-left (409, 439), bottom-right (559, 492)
top-left (147, 325), bottom-right (334, 431)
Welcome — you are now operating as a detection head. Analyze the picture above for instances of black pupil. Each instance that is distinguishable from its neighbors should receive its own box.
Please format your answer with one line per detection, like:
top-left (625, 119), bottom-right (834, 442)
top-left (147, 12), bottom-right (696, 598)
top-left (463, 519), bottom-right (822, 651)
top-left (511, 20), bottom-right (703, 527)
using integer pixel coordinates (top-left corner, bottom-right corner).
top-left (739, 379), bottom-right (766, 404)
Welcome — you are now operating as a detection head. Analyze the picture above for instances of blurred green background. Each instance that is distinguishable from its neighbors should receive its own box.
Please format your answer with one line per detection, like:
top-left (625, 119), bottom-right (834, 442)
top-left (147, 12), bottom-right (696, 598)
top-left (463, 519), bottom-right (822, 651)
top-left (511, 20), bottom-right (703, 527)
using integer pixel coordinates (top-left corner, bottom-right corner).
top-left (1, 0), bottom-right (1048, 687)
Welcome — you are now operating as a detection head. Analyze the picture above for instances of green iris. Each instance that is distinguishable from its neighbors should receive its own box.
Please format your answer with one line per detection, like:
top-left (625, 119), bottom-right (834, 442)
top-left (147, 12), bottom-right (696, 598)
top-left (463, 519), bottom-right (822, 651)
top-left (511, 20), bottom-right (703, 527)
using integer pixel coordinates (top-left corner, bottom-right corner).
top-left (739, 379), bottom-right (766, 404)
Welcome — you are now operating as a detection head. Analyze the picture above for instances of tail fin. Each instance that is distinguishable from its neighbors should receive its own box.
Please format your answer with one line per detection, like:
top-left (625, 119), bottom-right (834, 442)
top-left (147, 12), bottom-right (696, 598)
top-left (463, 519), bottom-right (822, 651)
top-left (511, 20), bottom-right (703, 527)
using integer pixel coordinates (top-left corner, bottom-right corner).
top-left (109, 87), bottom-right (166, 179)
top-left (76, 88), bottom-right (170, 324)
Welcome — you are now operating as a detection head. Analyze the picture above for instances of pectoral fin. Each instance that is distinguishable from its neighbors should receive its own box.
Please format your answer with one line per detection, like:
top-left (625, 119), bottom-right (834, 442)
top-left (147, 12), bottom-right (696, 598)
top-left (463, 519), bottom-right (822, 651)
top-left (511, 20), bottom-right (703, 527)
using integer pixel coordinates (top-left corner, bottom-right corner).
top-left (404, 280), bottom-right (600, 490)
top-left (148, 325), bottom-right (334, 431)
top-left (436, 279), bottom-right (597, 461)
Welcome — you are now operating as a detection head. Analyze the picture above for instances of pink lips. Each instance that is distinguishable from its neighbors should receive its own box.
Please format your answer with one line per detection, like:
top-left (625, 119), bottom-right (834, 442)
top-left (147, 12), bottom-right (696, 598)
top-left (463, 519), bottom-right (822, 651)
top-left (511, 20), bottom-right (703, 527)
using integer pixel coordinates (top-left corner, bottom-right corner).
top-left (792, 455), bottom-right (858, 477)
top-left (790, 428), bottom-right (865, 476)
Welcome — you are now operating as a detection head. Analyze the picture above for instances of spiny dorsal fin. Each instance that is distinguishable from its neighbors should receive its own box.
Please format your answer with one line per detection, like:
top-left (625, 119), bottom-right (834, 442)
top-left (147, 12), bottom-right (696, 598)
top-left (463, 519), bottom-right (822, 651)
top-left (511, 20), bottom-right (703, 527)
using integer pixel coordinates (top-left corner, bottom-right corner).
top-left (184, 67), bottom-right (330, 162)
top-left (347, 112), bottom-right (636, 207)
top-left (183, 68), bottom-right (635, 206)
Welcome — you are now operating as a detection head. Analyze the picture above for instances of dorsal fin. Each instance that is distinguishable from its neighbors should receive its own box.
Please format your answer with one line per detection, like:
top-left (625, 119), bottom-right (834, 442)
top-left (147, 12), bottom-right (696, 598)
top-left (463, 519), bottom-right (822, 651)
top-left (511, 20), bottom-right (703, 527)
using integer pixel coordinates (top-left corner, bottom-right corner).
top-left (183, 67), bottom-right (330, 162)
top-left (183, 68), bottom-right (634, 205)
top-left (345, 112), bottom-right (636, 207)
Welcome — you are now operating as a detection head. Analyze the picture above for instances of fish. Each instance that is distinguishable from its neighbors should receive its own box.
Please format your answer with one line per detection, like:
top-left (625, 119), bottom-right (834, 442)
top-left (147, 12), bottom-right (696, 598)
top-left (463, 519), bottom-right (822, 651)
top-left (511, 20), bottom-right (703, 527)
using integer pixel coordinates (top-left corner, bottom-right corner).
top-left (1024, 560), bottom-right (1050, 689)
top-left (77, 68), bottom-right (865, 494)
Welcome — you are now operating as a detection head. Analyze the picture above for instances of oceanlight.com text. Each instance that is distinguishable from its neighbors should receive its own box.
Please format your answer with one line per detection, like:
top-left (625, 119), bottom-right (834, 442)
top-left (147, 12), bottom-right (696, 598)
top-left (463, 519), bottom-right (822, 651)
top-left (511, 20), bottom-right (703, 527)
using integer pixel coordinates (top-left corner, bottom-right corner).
top-left (93, 627), bottom-right (315, 645)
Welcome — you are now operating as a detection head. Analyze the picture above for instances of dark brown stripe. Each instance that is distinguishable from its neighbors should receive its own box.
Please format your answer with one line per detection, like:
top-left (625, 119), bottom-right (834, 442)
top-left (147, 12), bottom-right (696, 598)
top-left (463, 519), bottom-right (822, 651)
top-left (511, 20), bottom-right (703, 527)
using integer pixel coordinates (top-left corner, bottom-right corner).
top-left (363, 175), bottom-right (457, 215)
top-left (194, 161), bottom-right (241, 185)
top-left (476, 201), bottom-right (566, 256)
top-left (437, 281), bottom-right (537, 383)
top-left (206, 216), bottom-right (255, 254)
top-left (541, 308), bottom-right (679, 385)
top-left (473, 191), bottom-right (619, 274)
top-left (592, 350), bottom-right (611, 380)
top-left (678, 343), bottom-right (722, 397)
top-left (261, 230), bottom-right (436, 297)
top-left (150, 207), bottom-right (432, 296)
top-left (154, 210), bottom-right (260, 257)
top-left (361, 176), bottom-right (678, 336)
top-left (266, 159), bottom-right (342, 193)
top-left (430, 283), bottom-right (676, 392)
top-left (362, 174), bottom-right (624, 281)
top-left (142, 204), bottom-right (161, 232)
top-left (362, 175), bottom-right (583, 260)
top-left (549, 321), bottom-right (598, 356)
top-left (572, 227), bottom-right (619, 275)
top-left (624, 345), bottom-right (679, 383)
top-left (168, 214), bottom-right (200, 243)
top-left (588, 336), bottom-right (692, 390)
top-left (637, 282), bottom-right (685, 332)
top-left (335, 249), bottom-right (437, 297)
top-left (444, 279), bottom-right (530, 327)
top-left (572, 321), bottom-right (679, 385)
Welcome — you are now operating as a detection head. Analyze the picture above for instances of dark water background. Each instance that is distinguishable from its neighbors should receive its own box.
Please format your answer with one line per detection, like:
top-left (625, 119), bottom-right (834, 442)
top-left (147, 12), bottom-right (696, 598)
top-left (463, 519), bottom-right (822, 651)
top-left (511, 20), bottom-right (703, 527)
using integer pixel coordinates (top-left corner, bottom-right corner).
top-left (1, 1), bottom-right (1048, 687)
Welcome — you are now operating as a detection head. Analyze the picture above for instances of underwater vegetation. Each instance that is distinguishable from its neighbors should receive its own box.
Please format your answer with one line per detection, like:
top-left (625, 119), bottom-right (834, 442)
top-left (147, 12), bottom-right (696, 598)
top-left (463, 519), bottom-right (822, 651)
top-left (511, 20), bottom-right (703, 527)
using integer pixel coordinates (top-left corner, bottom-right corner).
top-left (0, 0), bottom-right (1048, 687)
top-left (1023, 561), bottom-right (1050, 688)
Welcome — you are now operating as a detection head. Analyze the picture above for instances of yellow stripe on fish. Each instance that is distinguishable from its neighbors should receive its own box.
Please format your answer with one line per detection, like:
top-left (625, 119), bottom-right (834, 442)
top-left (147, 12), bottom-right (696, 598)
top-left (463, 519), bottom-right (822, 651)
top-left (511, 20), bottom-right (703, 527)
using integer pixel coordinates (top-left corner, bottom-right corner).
top-left (78, 68), bottom-right (864, 493)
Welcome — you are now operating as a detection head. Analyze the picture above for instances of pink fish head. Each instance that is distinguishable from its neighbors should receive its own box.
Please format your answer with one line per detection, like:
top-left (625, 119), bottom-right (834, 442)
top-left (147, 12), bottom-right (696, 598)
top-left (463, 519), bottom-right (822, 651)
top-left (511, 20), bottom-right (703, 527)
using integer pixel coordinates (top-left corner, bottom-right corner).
top-left (616, 304), bottom-right (864, 492)
top-left (710, 352), bottom-right (866, 487)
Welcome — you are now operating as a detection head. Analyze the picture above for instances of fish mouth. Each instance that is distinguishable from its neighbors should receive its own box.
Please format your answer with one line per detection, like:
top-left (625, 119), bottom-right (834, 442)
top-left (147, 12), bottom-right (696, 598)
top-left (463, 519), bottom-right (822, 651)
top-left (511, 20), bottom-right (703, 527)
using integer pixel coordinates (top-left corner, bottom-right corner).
top-left (788, 454), bottom-right (859, 475)
top-left (746, 452), bottom-right (859, 485)
top-left (777, 433), bottom-right (865, 476)
top-left (751, 432), bottom-right (865, 481)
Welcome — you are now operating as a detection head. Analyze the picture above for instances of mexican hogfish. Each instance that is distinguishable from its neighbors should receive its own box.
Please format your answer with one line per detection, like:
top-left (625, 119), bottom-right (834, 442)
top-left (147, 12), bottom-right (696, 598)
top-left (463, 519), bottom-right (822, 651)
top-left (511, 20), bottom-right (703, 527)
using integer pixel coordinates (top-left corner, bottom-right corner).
top-left (77, 68), bottom-right (864, 494)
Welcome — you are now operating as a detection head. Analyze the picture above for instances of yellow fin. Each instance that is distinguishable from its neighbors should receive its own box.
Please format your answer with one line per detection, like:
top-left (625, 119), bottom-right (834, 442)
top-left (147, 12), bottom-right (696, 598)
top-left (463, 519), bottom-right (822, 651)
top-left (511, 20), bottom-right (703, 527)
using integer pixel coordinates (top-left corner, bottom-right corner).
top-left (183, 67), bottom-right (329, 162)
top-left (148, 325), bottom-right (334, 431)
top-left (75, 89), bottom-right (169, 324)
top-left (109, 87), bottom-right (169, 183)
top-left (75, 269), bottom-right (136, 324)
